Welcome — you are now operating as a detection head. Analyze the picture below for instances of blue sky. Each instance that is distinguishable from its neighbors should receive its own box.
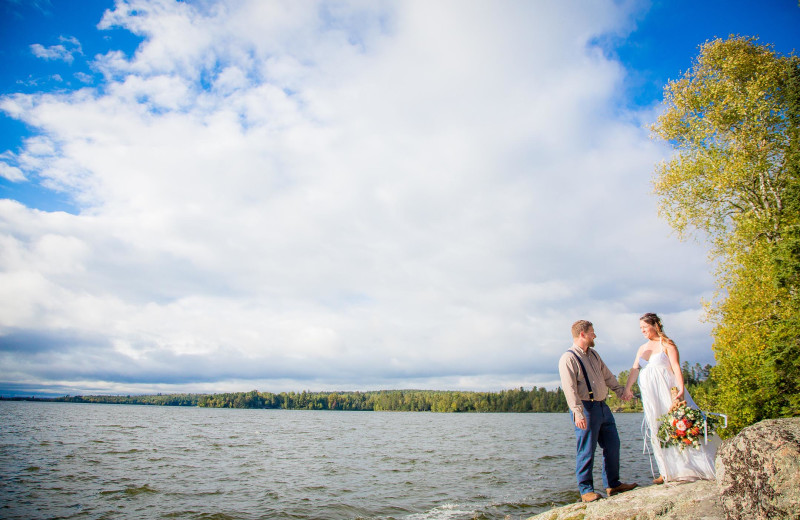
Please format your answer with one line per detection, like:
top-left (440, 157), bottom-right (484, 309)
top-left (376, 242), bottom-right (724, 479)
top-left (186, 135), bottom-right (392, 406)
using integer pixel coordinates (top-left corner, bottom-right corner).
top-left (1, 0), bottom-right (798, 397)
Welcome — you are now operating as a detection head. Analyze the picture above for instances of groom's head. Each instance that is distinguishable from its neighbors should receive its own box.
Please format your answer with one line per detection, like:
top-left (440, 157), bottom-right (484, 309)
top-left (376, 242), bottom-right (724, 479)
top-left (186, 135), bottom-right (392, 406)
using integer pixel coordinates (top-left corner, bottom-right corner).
top-left (572, 320), bottom-right (596, 348)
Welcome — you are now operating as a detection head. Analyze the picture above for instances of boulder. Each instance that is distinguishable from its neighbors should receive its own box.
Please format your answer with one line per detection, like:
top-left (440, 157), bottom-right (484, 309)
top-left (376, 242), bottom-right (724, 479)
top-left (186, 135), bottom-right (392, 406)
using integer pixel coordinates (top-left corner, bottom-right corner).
top-left (528, 417), bottom-right (800, 520)
top-left (525, 480), bottom-right (723, 520)
top-left (715, 416), bottom-right (800, 520)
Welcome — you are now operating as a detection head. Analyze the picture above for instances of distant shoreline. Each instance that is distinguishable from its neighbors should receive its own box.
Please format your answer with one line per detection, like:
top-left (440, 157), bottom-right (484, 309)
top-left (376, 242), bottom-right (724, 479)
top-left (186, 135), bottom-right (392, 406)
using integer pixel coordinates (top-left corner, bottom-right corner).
top-left (0, 389), bottom-right (644, 413)
top-left (0, 388), bottom-right (571, 412)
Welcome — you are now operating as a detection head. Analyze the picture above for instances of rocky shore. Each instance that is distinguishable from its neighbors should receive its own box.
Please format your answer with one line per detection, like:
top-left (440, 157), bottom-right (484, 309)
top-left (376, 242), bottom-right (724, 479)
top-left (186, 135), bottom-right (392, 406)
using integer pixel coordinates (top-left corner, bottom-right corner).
top-left (526, 417), bottom-right (800, 520)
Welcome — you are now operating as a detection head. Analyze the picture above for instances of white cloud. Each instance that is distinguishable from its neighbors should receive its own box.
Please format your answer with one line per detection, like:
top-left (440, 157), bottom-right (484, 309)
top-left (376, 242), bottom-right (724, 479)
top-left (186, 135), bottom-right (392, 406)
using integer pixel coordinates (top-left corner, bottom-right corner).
top-left (30, 35), bottom-right (83, 64)
top-left (74, 72), bottom-right (94, 84)
top-left (0, 159), bottom-right (26, 182)
top-left (0, 0), bottom-right (715, 395)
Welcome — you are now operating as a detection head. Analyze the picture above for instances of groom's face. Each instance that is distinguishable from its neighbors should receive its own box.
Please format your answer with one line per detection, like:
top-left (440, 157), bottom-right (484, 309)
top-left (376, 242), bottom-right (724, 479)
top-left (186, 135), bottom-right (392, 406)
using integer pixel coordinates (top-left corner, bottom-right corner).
top-left (583, 327), bottom-right (596, 348)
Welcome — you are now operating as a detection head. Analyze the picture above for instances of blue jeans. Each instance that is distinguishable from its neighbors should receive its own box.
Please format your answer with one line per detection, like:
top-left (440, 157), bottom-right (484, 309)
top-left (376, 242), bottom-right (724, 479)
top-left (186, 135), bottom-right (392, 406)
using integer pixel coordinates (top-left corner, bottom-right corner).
top-left (573, 400), bottom-right (621, 495)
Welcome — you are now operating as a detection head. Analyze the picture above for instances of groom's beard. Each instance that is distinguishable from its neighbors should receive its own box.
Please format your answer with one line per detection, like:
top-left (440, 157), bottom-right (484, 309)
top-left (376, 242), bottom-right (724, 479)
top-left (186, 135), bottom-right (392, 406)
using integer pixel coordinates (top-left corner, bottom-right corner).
top-left (588, 339), bottom-right (595, 348)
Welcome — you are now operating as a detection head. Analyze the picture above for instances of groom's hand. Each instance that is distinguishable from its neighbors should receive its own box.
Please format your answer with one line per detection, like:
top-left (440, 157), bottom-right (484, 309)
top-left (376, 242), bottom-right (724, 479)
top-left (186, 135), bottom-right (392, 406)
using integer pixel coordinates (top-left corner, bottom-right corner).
top-left (575, 417), bottom-right (587, 430)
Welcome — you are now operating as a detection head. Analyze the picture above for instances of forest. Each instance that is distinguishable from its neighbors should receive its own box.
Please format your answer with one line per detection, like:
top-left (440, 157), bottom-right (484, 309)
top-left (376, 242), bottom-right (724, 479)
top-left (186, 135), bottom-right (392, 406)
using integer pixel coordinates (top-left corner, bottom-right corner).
top-left (2, 361), bottom-right (715, 413)
top-left (46, 386), bottom-right (569, 413)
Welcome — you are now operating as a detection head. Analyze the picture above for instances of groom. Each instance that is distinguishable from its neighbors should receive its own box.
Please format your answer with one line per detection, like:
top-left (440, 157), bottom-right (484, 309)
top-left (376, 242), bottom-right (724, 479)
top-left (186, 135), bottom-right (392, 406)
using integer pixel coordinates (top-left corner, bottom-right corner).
top-left (558, 320), bottom-right (637, 502)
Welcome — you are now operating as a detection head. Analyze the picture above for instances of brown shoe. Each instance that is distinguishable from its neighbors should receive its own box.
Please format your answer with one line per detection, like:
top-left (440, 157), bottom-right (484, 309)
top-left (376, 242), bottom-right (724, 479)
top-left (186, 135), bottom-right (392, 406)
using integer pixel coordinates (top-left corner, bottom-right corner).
top-left (652, 476), bottom-right (664, 485)
top-left (606, 482), bottom-right (638, 496)
top-left (581, 492), bottom-right (602, 502)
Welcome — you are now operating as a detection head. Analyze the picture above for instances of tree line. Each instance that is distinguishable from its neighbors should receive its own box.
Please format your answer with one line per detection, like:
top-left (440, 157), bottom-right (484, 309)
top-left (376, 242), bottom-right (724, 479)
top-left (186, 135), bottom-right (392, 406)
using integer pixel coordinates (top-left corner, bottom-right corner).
top-left (198, 387), bottom-right (570, 412)
top-left (4, 361), bottom-right (715, 414)
top-left (41, 387), bottom-right (569, 413)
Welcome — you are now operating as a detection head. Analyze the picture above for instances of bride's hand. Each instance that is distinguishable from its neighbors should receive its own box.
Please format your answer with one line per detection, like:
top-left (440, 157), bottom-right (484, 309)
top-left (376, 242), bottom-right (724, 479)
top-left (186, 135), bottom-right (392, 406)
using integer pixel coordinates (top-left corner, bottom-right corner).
top-left (673, 388), bottom-right (685, 401)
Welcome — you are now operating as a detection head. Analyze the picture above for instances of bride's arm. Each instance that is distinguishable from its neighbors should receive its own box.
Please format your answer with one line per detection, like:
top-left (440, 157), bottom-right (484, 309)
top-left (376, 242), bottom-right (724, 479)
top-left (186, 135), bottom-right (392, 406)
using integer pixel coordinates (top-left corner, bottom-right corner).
top-left (665, 341), bottom-right (684, 400)
top-left (622, 345), bottom-right (643, 399)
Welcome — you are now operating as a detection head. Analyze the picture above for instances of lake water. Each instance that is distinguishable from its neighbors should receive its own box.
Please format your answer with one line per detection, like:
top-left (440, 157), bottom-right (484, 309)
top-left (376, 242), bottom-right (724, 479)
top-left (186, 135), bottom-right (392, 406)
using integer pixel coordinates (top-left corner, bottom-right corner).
top-left (0, 401), bottom-right (656, 520)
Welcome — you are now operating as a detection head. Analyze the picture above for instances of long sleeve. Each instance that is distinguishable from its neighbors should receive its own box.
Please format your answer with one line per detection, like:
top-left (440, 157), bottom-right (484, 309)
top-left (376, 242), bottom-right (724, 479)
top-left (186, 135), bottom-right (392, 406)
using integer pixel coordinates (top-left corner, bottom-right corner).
top-left (558, 350), bottom-right (585, 423)
top-left (559, 346), bottom-right (623, 422)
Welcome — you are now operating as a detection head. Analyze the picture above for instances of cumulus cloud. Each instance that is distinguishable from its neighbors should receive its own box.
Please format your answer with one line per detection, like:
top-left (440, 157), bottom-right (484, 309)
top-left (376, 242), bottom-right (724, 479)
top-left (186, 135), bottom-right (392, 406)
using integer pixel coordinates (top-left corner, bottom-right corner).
top-left (0, 155), bottom-right (26, 181)
top-left (0, 0), bottom-right (715, 396)
top-left (30, 36), bottom-right (83, 64)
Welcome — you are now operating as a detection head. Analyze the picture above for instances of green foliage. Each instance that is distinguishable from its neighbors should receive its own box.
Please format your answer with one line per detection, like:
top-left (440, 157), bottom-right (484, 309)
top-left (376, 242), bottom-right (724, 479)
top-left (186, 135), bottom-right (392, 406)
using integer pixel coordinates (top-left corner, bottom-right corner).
top-left (53, 393), bottom-right (205, 406)
top-left (652, 36), bottom-right (800, 436)
top-left (201, 387), bottom-right (572, 413)
top-left (682, 362), bottom-right (717, 412)
top-left (653, 37), bottom-right (796, 251)
top-left (681, 361), bottom-right (712, 387)
top-left (15, 368), bottom-right (720, 417)
top-left (39, 387), bottom-right (570, 413)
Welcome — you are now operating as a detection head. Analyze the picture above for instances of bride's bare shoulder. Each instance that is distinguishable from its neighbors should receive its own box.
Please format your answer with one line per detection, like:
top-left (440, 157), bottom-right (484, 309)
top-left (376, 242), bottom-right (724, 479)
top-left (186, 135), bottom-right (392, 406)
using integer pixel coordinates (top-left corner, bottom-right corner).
top-left (640, 339), bottom-right (660, 350)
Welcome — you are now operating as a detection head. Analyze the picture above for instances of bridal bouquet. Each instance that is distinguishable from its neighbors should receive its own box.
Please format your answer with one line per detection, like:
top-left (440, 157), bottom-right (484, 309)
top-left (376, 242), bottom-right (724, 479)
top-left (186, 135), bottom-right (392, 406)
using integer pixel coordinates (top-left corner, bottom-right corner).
top-left (656, 399), bottom-right (716, 450)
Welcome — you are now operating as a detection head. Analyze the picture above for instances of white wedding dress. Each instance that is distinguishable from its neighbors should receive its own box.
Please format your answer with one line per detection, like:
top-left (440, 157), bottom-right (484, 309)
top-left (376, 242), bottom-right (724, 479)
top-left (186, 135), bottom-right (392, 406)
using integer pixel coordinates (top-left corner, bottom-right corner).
top-left (638, 348), bottom-right (718, 481)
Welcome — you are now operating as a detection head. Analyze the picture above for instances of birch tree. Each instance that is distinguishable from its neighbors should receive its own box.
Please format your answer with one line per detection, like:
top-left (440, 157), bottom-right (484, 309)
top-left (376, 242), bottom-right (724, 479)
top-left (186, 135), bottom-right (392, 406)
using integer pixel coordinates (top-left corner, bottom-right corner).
top-left (652, 36), bottom-right (800, 436)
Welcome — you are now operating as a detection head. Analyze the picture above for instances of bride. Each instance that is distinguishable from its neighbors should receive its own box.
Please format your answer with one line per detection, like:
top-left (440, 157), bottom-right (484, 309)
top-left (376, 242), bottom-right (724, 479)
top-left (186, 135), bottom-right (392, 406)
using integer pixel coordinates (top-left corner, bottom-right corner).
top-left (623, 313), bottom-right (717, 483)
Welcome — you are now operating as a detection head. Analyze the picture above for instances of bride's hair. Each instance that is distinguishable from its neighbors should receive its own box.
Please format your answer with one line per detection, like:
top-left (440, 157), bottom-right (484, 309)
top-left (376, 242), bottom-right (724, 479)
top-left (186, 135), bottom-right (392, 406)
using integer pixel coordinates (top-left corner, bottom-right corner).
top-left (640, 312), bottom-right (676, 348)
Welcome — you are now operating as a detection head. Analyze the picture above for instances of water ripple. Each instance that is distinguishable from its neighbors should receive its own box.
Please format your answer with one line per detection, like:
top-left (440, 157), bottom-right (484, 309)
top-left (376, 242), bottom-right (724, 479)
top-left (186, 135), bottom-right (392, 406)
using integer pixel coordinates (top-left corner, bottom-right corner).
top-left (1, 402), bottom-right (653, 520)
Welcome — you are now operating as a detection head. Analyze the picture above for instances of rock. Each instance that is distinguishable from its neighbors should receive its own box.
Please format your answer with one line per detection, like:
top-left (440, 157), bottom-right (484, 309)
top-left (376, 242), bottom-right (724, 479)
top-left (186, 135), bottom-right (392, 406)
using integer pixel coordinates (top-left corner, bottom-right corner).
top-left (528, 417), bottom-right (800, 520)
top-left (525, 479), bottom-right (724, 520)
top-left (715, 416), bottom-right (800, 520)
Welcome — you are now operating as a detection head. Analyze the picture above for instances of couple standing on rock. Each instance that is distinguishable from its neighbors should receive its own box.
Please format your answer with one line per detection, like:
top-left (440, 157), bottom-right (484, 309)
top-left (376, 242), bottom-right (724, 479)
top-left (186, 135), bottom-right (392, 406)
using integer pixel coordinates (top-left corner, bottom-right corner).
top-left (558, 314), bottom-right (717, 503)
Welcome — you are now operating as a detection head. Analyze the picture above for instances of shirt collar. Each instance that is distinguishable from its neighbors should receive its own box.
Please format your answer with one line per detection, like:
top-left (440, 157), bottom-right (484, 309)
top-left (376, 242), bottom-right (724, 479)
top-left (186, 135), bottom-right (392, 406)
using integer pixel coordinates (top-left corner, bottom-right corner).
top-left (571, 344), bottom-right (590, 356)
